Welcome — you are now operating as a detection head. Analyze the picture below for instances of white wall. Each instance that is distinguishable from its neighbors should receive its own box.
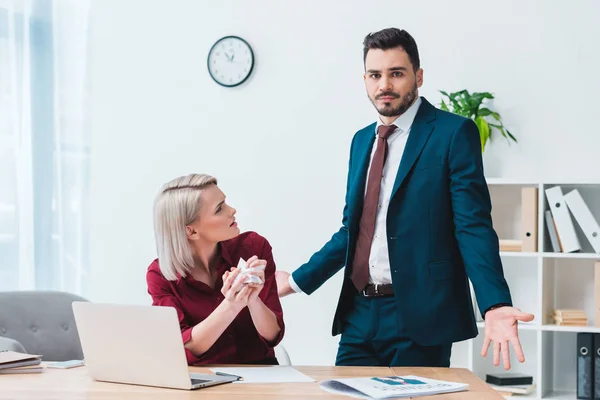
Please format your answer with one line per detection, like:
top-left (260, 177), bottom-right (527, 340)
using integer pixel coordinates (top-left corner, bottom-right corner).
top-left (90, 0), bottom-right (600, 365)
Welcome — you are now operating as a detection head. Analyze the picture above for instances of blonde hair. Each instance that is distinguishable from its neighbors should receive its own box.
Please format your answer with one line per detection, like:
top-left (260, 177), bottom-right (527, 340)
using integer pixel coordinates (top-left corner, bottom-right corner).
top-left (153, 173), bottom-right (217, 280)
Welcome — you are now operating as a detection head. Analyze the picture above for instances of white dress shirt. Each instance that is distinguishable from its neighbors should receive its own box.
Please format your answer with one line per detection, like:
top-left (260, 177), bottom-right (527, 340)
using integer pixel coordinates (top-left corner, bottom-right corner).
top-left (289, 97), bottom-right (422, 293)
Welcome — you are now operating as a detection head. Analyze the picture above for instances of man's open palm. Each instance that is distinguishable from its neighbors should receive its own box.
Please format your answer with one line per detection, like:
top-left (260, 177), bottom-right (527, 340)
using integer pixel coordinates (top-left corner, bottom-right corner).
top-left (481, 306), bottom-right (535, 369)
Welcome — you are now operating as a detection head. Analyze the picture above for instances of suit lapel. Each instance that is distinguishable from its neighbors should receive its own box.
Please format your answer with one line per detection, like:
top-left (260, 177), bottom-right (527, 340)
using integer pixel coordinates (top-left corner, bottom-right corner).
top-left (390, 98), bottom-right (436, 199)
top-left (348, 125), bottom-right (376, 227)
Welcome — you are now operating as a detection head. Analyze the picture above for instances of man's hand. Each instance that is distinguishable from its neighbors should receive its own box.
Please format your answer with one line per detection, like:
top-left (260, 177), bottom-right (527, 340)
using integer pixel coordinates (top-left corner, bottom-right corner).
top-left (275, 271), bottom-right (295, 298)
top-left (481, 306), bottom-right (535, 369)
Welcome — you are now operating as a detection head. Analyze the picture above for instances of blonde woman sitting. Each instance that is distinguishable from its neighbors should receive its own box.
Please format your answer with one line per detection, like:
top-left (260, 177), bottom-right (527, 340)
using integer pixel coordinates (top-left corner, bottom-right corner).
top-left (147, 173), bottom-right (284, 365)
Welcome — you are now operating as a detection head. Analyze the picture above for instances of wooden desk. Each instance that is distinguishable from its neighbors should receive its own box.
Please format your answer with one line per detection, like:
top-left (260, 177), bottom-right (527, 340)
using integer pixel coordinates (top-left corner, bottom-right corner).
top-left (0, 365), bottom-right (502, 399)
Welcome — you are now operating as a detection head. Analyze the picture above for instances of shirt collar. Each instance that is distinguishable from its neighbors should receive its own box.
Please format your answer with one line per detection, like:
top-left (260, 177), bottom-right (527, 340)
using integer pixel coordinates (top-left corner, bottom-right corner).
top-left (218, 240), bottom-right (234, 266)
top-left (175, 241), bottom-right (234, 283)
top-left (375, 96), bottom-right (422, 135)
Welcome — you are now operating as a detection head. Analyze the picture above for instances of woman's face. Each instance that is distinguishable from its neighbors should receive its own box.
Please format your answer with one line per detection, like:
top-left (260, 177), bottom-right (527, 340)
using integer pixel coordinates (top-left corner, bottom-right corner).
top-left (186, 184), bottom-right (240, 244)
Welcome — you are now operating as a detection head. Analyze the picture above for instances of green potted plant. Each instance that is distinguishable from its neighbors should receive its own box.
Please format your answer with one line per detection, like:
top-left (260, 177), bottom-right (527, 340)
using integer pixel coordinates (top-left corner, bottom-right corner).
top-left (439, 90), bottom-right (516, 152)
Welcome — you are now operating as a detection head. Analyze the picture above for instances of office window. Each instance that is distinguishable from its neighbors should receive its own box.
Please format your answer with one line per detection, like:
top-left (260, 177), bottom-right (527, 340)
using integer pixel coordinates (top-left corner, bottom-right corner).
top-left (0, 0), bottom-right (91, 294)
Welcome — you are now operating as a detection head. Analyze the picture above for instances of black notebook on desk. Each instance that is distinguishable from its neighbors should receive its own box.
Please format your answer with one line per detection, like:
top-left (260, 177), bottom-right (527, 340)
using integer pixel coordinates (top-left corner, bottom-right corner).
top-left (485, 372), bottom-right (533, 386)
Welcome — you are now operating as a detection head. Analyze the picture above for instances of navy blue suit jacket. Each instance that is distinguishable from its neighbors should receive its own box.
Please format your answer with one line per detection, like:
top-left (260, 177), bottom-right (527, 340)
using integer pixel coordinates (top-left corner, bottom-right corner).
top-left (292, 97), bottom-right (512, 346)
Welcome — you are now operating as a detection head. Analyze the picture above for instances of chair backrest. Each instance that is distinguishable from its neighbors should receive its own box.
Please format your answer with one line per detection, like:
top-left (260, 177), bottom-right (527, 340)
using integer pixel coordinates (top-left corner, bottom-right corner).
top-left (0, 291), bottom-right (89, 361)
top-left (0, 335), bottom-right (26, 353)
top-left (275, 344), bottom-right (292, 365)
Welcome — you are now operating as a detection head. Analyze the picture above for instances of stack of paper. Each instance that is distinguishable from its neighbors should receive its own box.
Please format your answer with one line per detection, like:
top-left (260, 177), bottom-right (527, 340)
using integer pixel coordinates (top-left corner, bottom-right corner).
top-left (489, 383), bottom-right (536, 396)
top-left (499, 239), bottom-right (522, 252)
top-left (0, 351), bottom-right (43, 374)
top-left (209, 366), bottom-right (315, 384)
top-left (552, 309), bottom-right (588, 326)
top-left (319, 375), bottom-right (468, 399)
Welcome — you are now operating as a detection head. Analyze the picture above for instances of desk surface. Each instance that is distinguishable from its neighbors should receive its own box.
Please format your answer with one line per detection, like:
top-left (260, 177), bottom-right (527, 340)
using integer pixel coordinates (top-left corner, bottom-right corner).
top-left (0, 364), bottom-right (502, 399)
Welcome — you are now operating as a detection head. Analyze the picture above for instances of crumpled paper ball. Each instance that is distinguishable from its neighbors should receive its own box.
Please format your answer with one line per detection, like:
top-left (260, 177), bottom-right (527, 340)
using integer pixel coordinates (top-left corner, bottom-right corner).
top-left (233, 258), bottom-right (264, 290)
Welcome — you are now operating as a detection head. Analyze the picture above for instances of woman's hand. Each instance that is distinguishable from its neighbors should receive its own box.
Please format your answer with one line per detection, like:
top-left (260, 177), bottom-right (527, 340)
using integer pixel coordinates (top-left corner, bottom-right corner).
top-left (221, 267), bottom-right (251, 312)
top-left (244, 256), bottom-right (267, 304)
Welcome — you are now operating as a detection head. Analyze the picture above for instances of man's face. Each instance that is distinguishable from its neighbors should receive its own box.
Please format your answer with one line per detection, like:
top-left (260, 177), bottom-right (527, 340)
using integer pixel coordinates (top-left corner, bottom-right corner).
top-left (364, 47), bottom-right (423, 117)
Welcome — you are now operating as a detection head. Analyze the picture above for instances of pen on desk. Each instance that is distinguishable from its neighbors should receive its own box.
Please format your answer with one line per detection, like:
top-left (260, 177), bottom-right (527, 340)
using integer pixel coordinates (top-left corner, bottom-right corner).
top-left (215, 372), bottom-right (244, 381)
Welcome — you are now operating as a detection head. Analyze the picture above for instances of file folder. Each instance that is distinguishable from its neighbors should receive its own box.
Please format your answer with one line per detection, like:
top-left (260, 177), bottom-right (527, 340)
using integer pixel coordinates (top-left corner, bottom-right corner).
top-left (521, 187), bottom-right (538, 252)
top-left (564, 189), bottom-right (600, 253)
top-left (545, 210), bottom-right (562, 252)
top-left (578, 332), bottom-right (593, 399)
top-left (546, 186), bottom-right (581, 253)
top-left (594, 333), bottom-right (600, 399)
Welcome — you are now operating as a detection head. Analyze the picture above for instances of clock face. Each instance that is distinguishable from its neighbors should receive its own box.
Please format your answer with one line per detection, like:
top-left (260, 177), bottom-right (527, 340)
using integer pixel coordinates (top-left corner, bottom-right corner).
top-left (207, 36), bottom-right (254, 87)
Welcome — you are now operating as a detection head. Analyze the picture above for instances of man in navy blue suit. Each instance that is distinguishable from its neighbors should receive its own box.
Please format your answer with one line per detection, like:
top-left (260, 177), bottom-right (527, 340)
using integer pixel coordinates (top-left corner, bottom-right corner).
top-left (276, 28), bottom-right (534, 368)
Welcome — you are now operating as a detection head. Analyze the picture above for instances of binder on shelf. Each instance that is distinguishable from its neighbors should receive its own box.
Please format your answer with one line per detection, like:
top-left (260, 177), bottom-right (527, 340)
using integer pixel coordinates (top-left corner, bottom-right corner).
top-left (564, 189), bottom-right (600, 254)
top-left (594, 333), bottom-right (600, 399)
top-left (545, 210), bottom-right (562, 252)
top-left (577, 332), bottom-right (593, 399)
top-left (545, 186), bottom-right (581, 253)
top-left (521, 187), bottom-right (538, 252)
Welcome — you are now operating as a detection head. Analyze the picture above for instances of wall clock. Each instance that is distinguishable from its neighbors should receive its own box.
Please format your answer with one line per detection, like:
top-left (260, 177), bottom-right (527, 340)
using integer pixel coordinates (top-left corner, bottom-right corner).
top-left (207, 36), bottom-right (254, 87)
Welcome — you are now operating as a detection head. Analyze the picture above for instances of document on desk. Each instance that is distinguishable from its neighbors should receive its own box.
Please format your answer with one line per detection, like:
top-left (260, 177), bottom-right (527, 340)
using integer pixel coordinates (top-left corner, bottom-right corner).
top-left (209, 366), bottom-right (315, 384)
top-left (319, 375), bottom-right (469, 399)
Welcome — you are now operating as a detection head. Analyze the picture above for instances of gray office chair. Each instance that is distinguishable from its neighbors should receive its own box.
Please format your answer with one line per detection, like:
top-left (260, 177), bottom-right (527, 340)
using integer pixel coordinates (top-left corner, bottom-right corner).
top-left (0, 336), bottom-right (26, 353)
top-left (275, 344), bottom-right (292, 365)
top-left (0, 291), bottom-right (88, 361)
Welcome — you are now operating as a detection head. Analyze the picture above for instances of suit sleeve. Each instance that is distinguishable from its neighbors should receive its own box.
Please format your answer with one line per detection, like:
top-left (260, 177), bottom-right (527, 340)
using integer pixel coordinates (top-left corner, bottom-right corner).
top-left (448, 119), bottom-right (512, 314)
top-left (291, 136), bottom-right (356, 295)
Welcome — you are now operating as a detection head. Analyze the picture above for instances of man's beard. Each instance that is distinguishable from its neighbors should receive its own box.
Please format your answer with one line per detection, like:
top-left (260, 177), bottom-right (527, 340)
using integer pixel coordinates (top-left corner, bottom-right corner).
top-left (370, 83), bottom-right (418, 117)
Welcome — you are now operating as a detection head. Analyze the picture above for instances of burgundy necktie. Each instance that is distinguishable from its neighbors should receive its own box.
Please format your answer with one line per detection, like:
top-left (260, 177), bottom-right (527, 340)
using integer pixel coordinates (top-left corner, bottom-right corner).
top-left (351, 124), bottom-right (397, 292)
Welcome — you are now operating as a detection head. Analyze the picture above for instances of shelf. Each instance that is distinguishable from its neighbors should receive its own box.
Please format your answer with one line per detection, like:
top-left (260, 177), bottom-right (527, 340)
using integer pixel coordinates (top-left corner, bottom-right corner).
top-left (486, 178), bottom-right (541, 186)
top-left (540, 252), bottom-right (600, 259)
top-left (543, 390), bottom-right (575, 399)
top-left (477, 321), bottom-right (538, 330)
top-left (498, 251), bottom-right (600, 259)
top-left (463, 180), bottom-right (600, 396)
top-left (500, 251), bottom-right (538, 258)
top-left (541, 324), bottom-right (600, 333)
top-left (486, 178), bottom-right (600, 186)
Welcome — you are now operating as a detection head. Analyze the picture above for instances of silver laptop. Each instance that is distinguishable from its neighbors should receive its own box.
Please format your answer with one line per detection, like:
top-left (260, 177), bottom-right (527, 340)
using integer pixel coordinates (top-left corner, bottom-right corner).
top-left (72, 302), bottom-right (237, 390)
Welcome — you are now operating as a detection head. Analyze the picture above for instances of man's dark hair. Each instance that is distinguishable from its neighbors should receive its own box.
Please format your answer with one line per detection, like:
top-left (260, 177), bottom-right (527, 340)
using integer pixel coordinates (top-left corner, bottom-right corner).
top-left (363, 28), bottom-right (420, 71)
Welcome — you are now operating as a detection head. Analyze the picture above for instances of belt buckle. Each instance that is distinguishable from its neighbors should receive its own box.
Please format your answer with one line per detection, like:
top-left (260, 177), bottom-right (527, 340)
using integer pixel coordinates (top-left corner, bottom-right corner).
top-left (361, 284), bottom-right (379, 298)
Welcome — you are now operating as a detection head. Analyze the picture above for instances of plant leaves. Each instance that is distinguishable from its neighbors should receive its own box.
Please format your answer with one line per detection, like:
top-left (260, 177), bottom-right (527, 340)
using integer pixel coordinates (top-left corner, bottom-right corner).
top-left (439, 89), bottom-right (516, 148)
top-left (475, 116), bottom-right (490, 153)
top-left (491, 123), bottom-right (507, 138)
top-left (447, 94), bottom-right (462, 111)
top-left (440, 99), bottom-right (449, 111)
top-left (477, 108), bottom-right (492, 117)
top-left (506, 129), bottom-right (517, 142)
top-left (475, 92), bottom-right (494, 99)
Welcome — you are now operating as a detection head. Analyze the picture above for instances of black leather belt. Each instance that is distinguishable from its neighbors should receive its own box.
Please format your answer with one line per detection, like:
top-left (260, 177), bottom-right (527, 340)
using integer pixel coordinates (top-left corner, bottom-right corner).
top-left (361, 283), bottom-right (394, 298)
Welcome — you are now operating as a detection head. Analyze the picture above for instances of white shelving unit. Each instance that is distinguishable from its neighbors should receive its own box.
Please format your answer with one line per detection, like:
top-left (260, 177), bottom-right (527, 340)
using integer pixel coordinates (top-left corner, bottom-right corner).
top-left (450, 179), bottom-right (600, 399)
